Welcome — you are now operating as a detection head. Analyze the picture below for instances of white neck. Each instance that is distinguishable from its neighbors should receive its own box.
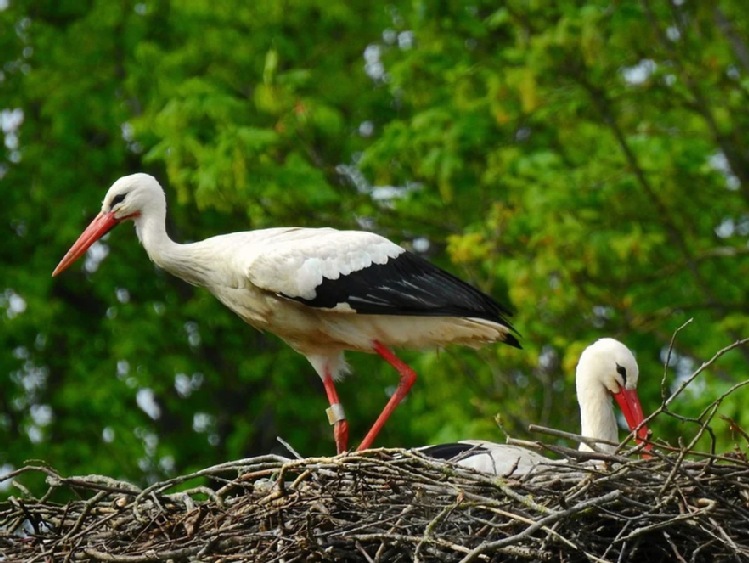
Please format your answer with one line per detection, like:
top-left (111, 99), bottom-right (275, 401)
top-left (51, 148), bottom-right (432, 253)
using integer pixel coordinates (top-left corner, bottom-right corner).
top-left (134, 206), bottom-right (172, 262)
top-left (133, 208), bottom-right (206, 286)
top-left (577, 381), bottom-right (619, 453)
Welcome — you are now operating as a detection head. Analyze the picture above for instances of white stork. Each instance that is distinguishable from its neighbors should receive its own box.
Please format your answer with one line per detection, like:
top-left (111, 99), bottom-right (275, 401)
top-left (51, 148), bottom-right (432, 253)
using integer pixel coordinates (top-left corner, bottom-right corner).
top-left (52, 173), bottom-right (520, 454)
top-left (420, 338), bottom-right (651, 474)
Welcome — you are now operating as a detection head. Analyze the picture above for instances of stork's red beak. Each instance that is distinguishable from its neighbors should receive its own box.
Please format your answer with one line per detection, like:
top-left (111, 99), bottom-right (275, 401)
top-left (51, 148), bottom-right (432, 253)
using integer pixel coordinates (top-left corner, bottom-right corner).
top-left (52, 211), bottom-right (119, 276)
top-left (613, 387), bottom-right (652, 455)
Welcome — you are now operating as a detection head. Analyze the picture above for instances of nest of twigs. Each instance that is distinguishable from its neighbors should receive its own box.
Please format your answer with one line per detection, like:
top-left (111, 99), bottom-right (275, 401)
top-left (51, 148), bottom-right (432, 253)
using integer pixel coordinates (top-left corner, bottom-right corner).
top-left (2, 441), bottom-right (749, 563)
top-left (4, 334), bottom-right (749, 562)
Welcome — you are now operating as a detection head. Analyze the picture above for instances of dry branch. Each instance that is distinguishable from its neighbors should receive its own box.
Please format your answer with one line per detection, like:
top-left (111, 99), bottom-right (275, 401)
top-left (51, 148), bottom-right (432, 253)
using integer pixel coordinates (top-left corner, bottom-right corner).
top-left (2, 339), bottom-right (749, 562)
top-left (2, 442), bottom-right (749, 563)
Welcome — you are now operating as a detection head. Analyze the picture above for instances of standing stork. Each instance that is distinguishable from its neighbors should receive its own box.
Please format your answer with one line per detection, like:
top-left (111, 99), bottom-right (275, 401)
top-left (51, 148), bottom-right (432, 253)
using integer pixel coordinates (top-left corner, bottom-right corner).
top-left (52, 173), bottom-right (520, 453)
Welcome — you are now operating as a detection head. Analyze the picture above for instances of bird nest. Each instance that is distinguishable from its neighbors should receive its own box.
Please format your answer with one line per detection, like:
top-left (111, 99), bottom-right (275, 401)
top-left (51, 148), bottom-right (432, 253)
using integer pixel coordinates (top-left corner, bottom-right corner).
top-left (3, 336), bottom-right (749, 562)
top-left (2, 440), bottom-right (749, 563)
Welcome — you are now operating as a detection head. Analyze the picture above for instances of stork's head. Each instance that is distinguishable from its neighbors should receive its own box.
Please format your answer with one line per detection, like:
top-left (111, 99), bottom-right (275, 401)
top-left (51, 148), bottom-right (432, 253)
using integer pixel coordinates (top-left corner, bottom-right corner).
top-left (578, 338), bottom-right (639, 395)
top-left (101, 173), bottom-right (165, 222)
top-left (52, 173), bottom-right (165, 276)
top-left (576, 338), bottom-right (651, 451)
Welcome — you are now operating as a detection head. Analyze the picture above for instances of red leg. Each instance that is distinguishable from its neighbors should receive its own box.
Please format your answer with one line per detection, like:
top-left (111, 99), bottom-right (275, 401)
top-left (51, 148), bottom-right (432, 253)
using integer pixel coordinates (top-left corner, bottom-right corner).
top-left (357, 341), bottom-right (417, 451)
top-left (321, 370), bottom-right (349, 454)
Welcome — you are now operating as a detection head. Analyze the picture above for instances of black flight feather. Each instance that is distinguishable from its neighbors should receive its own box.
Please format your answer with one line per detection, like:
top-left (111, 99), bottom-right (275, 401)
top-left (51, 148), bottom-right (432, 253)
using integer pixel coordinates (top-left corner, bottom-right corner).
top-left (419, 442), bottom-right (490, 460)
top-left (282, 251), bottom-right (520, 348)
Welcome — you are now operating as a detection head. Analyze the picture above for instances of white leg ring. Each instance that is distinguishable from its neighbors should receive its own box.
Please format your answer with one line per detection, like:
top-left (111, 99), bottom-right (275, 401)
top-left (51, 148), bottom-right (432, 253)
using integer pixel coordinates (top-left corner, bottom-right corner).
top-left (326, 403), bottom-right (346, 425)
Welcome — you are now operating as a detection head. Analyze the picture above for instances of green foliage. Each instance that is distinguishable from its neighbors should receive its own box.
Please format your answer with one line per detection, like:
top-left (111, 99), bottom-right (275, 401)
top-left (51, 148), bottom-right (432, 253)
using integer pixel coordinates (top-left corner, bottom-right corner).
top-left (2, 0), bottom-right (749, 492)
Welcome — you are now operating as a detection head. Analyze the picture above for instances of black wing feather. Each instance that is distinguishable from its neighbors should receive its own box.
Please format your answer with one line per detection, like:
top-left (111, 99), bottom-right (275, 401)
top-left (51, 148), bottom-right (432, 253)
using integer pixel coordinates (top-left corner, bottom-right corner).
top-left (419, 442), bottom-right (490, 460)
top-left (283, 251), bottom-right (520, 346)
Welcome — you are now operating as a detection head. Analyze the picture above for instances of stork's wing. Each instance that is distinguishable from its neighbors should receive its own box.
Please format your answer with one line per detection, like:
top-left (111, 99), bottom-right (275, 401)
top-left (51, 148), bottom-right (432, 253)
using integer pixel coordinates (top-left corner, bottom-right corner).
top-left (291, 250), bottom-right (515, 322)
top-left (419, 441), bottom-right (548, 475)
top-left (241, 228), bottom-right (516, 331)
top-left (419, 442), bottom-right (489, 460)
top-left (240, 227), bottom-right (402, 299)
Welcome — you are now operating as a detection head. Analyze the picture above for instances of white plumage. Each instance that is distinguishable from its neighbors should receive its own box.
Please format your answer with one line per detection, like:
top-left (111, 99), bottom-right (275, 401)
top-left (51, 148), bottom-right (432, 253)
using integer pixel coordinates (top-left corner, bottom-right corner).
top-left (420, 338), bottom-right (650, 474)
top-left (53, 173), bottom-right (520, 453)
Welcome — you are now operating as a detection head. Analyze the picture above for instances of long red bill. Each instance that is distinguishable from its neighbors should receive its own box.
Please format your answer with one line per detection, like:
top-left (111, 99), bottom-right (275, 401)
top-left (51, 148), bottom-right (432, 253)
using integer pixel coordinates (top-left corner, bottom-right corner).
top-left (613, 387), bottom-right (652, 455)
top-left (52, 211), bottom-right (119, 276)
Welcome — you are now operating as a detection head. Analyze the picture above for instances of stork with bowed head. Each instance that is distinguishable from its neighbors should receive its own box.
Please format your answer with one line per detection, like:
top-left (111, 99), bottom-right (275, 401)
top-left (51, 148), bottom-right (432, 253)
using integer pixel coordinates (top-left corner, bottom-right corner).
top-left (52, 173), bottom-right (520, 454)
top-left (420, 338), bottom-right (651, 474)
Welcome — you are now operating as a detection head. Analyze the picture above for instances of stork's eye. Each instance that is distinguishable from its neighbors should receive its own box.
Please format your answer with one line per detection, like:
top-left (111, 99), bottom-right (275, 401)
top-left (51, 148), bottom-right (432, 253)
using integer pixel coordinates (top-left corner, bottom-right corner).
top-left (615, 362), bottom-right (627, 383)
top-left (111, 193), bottom-right (127, 208)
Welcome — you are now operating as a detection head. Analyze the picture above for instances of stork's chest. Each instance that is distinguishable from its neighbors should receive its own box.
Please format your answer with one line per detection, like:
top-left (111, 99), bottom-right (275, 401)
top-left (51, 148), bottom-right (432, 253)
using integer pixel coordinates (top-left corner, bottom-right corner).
top-left (207, 275), bottom-right (275, 328)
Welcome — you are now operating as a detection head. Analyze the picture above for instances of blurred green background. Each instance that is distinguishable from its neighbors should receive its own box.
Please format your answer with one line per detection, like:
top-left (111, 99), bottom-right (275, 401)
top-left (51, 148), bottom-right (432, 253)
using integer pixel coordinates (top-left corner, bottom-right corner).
top-left (2, 0), bottom-right (749, 488)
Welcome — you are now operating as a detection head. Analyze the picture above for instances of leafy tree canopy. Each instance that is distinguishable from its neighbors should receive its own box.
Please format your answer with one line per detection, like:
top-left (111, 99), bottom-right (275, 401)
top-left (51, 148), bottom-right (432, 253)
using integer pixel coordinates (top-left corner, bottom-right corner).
top-left (2, 0), bottom-right (748, 487)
